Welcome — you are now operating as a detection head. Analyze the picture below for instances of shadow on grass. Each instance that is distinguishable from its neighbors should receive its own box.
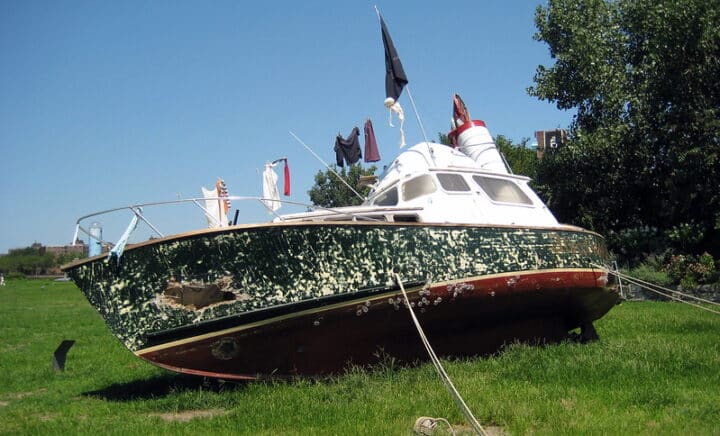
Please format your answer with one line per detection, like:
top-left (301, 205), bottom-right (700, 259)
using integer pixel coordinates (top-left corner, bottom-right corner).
top-left (82, 340), bottom-right (570, 403)
top-left (83, 374), bottom-right (250, 401)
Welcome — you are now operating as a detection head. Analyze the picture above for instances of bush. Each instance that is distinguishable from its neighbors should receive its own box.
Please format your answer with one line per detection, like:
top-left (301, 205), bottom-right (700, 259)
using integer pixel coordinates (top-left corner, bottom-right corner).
top-left (606, 226), bottom-right (666, 266)
top-left (6, 272), bottom-right (26, 280)
top-left (665, 222), bottom-right (705, 253)
top-left (694, 253), bottom-right (718, 283)
top-left (664, 252), bottom-right (718, 289)
top-left (628, 263), bottom-right (672, 287)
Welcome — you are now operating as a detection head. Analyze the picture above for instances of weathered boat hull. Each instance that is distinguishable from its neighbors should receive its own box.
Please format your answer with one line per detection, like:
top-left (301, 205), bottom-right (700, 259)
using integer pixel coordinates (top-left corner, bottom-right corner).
top-left (63, 222), bottom-right (618, 379)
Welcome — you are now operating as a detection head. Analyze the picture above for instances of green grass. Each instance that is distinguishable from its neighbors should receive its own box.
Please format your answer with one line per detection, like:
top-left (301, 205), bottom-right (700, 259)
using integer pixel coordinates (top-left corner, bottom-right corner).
top-left (1, 279), bottom-right (719, 435)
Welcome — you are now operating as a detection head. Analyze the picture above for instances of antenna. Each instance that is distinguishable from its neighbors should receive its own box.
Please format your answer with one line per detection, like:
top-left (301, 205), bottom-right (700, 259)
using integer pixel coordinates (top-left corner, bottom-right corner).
top-left (405, 85), bottom-right (432, 148)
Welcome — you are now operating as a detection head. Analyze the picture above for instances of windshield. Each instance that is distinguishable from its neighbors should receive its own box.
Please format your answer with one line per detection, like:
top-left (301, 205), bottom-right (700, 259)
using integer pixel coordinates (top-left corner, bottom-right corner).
top-left (372, 186), bottom-right (398, 206)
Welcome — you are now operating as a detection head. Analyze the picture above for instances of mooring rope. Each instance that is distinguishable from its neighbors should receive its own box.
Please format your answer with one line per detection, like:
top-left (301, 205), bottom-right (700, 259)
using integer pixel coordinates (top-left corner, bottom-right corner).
top-left (394, 274), bottom-right (486, 436)
top-left (591, 263), bottom-right (720, 316)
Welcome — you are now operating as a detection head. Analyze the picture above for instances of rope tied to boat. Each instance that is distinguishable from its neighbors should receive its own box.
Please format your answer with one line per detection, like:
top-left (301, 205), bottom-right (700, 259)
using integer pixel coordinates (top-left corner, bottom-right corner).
top-left (591, 263), bottom-right (720, 316)
top-left (394, 273), bottom-right (487, 436)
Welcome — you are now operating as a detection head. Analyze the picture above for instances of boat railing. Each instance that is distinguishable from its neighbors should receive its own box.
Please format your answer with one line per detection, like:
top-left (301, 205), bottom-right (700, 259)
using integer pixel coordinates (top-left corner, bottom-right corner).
top-left (70, 196), bottom-right (391, 250)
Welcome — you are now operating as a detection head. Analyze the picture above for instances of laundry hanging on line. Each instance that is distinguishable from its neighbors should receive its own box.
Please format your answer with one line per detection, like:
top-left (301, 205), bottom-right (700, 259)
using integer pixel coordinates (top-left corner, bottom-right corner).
top-left (334, 127), bottom-right (362, 167)
top-left (261, 158), bottom-right (290, 212)
top-left (364, 119), bottom-right (381, 162)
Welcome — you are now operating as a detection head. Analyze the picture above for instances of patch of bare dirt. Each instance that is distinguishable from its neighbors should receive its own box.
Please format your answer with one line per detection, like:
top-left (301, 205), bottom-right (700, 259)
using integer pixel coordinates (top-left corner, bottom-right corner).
top-left (560, 397), bottom-right (575, 411)
top-left (149, 408), bottom-right (228, 422)
top-left (481, 425), bottom-right (507, 436)
top-left (38, 413), bottom-right (57, 422)
top-left (413, 417), bottom-right (506, 435)
top-left (7, 388), bottom-right (47, 399)
top-left (452, 424), bottom-right (506, 436)
top-left (0, 388), bottom-right (48, 406)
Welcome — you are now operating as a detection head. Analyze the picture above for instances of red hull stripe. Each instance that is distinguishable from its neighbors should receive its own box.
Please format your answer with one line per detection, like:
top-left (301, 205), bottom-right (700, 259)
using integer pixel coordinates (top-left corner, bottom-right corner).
top-left (147, 360), bottom-right (257, 380)
top-left (136, 268), bottom-right (607, 356)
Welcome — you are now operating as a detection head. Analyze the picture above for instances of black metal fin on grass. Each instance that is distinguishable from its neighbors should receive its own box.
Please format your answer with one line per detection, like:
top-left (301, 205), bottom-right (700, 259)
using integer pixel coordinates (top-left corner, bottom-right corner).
top-left (52, 340), bottom-right (75, 371)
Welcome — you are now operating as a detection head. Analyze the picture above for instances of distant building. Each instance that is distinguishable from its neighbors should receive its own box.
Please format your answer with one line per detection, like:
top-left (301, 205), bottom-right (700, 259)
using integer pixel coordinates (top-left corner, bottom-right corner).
top-left (3, 241), bottom-right (88, 275)
top-left (7, 241), bottom-right (88, 258)
top-left (45, 241), bottom-right (88, 258)
top-left (534, 129), bottom-right (568, 159)
top-left (8, 242), bottom-right (42, 255)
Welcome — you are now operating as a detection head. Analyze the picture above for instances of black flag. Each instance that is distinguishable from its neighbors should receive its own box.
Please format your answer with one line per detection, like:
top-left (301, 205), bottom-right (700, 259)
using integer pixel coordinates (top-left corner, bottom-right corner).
top-left (380, 15), bottom-right (408, 101)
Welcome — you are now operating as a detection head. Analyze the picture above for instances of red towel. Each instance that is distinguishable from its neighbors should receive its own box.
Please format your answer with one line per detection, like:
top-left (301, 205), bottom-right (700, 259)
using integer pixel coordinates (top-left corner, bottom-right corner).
top-left (283, 160), bottom-right (291, 196)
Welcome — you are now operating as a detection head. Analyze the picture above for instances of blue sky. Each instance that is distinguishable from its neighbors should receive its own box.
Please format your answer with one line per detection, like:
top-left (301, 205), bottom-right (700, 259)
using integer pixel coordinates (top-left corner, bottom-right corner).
top-left (0, 1), bottom-right (572, 254)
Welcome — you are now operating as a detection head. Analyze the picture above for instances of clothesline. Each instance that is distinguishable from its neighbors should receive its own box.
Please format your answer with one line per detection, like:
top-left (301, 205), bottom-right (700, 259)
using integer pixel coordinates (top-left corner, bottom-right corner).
top-left (334, 119), bottom-right (382, 167)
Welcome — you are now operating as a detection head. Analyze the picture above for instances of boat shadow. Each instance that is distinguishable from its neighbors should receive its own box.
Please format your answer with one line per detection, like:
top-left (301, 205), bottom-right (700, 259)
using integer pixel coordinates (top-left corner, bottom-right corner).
top-left (82, 374), bottom-right (252, 401)
top-left (82, 371), bottom-right (347, 402)
top-left (83, 335), bottom-right (579, 402)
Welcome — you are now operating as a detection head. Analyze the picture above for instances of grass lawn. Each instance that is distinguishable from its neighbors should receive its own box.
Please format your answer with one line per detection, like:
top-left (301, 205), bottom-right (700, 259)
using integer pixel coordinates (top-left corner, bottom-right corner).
top-left (1, 279), bottom-right (718, 435)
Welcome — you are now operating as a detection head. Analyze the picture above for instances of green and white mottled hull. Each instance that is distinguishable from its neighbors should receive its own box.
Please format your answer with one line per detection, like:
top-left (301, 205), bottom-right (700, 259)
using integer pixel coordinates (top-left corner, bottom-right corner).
top-left (63, 221), bottom-right (618, 378)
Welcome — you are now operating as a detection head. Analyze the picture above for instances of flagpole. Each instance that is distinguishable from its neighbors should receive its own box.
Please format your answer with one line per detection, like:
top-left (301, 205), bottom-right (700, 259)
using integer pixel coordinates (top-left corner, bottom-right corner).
top-left (289, 131), bottom-right (365, 202)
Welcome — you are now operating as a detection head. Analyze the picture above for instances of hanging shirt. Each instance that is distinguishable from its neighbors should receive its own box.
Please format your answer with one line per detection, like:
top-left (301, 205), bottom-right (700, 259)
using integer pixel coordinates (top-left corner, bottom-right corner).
top-left (364, 119), bottom-right (381, 162)
top-left (262, 163), bottom-right (281, 212)
top-left (334, 127), bottom-right (362, 167)
top-left (202, 186), bottom-right (229, 228)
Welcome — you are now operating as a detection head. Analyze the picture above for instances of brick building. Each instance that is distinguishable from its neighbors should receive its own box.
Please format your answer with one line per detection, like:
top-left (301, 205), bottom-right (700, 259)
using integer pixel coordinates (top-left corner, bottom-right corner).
top-left (534, 129), bottom-right (568, 159)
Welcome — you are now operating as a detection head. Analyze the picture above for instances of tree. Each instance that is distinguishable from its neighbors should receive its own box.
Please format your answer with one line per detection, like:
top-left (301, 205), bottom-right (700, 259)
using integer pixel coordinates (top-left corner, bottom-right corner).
top-left (530, 0), bottom-right (720, 258)
top-left (308, 164), bottom-right (378, 208)
top-left (0, 250), bottom-right (55, 275)
top-left (0, 245), bottom-right (81, 275)
top-left (495, 135), bottom-right (538, 179)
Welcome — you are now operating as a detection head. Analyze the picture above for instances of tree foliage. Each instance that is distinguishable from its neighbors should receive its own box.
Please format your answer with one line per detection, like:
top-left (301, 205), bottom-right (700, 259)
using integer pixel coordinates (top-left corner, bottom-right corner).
top-left (530, 0), bottom-right (720, 258)
top-left (0, 249), bottom-right (56, 275)
top-left (437, 132), bottom-right (451, 146)
top-left (308, 164), bottom-right (377, 208)
top-left (495, 135), bottom-right (538, 179)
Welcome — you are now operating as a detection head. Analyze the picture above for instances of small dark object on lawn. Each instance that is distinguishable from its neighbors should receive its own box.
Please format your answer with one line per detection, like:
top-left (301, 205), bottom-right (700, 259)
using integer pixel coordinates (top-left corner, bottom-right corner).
top-left (52, 340), bottom-right (75, 371)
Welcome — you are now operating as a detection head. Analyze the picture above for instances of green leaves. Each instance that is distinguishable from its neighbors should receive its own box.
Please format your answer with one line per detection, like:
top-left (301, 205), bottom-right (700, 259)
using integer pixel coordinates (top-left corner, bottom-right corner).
top-left (307, 164), bottom-right (377, 208)
top-left (495, 135), bottom-right (538, 179)
top-left (531, 0), bottom-right (720, 260)
top-left (0, 251), bottom-right (56, 275)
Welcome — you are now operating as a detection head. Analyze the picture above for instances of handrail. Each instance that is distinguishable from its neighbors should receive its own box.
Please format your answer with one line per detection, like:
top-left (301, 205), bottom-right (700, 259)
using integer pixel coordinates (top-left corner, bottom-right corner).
top-left (74, 196), bottom-right (397, 225)
top-left (70, 196), bottom-right (407, 247)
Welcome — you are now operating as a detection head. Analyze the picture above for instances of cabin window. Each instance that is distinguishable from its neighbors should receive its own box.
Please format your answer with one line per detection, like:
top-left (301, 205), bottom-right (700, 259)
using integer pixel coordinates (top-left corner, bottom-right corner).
top-left (402, 174), bottom-right (437, 201)
top-left (392, 214), bottom-right (419, 222)
top-left (354, 215), bottom-right (388, 222)
top-left (472, 176), bottom-right (533, 205)
top-left (373, 187), bottom-right (398, 206)
top-left (436, 173), bottom-right (471, 192)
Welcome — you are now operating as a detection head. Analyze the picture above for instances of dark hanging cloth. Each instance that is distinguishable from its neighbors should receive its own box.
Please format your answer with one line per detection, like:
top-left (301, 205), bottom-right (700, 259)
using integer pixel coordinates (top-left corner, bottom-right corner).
top-left (334, 127), bottom-right (362, 167)
top-left (364, 119), bottom-right (381, 162)
top-left (380, 14), bottom-right (408, 101)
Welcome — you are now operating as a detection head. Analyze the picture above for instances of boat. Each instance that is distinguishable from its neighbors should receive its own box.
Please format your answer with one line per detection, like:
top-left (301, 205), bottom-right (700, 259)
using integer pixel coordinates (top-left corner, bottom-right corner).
top-left (61, 20), bottom-right (619, 380)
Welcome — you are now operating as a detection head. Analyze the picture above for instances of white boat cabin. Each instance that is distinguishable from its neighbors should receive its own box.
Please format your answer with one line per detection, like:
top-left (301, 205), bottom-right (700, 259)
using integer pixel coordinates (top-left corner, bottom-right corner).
top-left (279, 142), bottom-right (559, 227)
